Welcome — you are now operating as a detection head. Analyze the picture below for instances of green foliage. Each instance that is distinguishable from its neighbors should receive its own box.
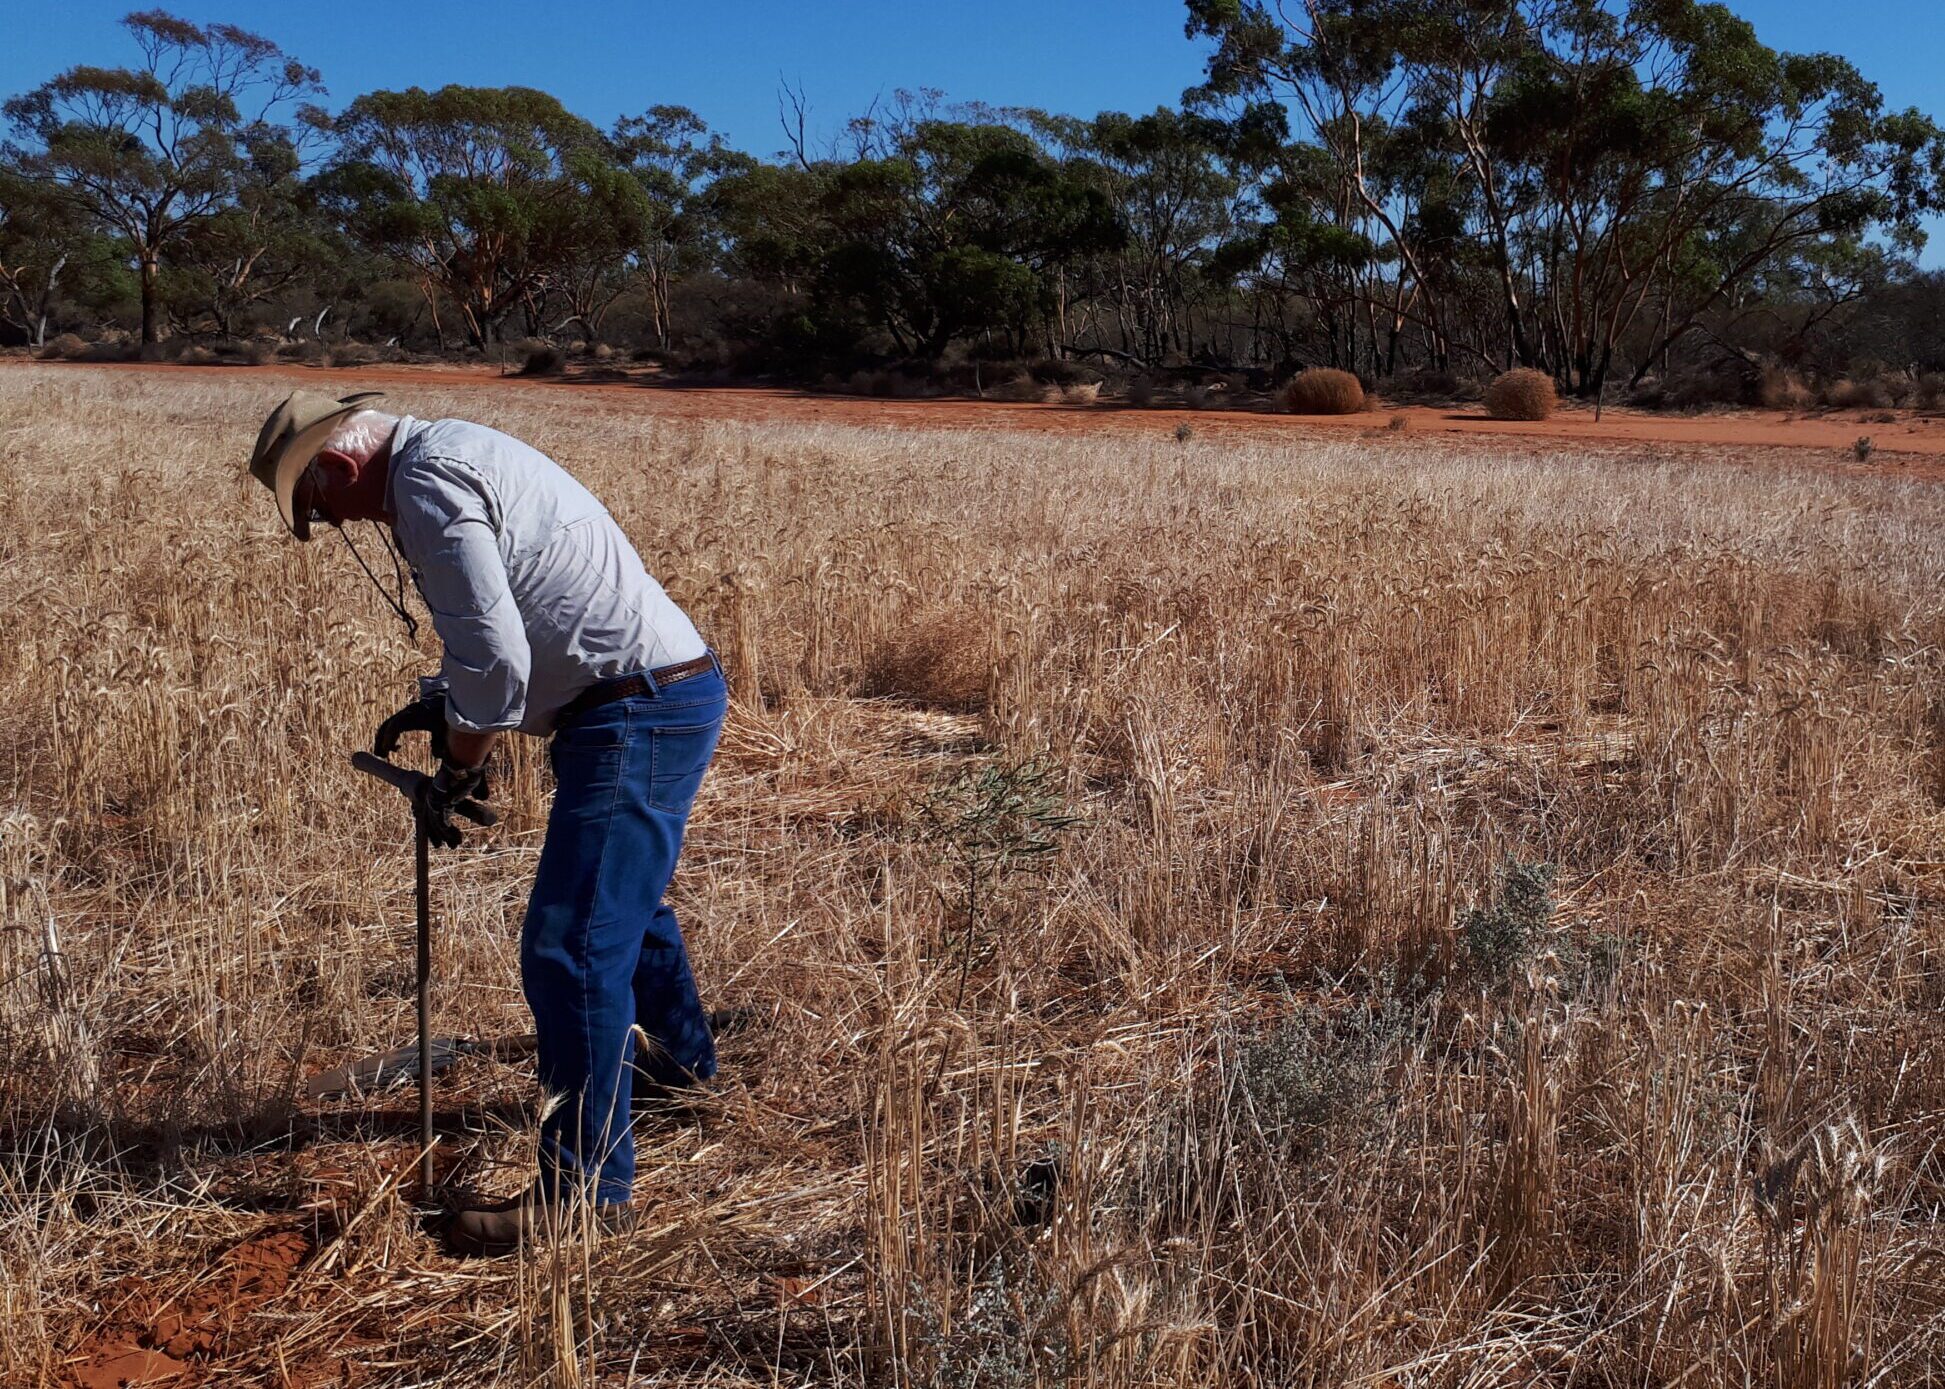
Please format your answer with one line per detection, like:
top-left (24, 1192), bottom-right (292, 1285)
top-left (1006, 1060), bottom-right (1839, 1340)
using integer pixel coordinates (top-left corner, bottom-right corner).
top-left (2, 10), bottom-right (321, 343)
top-left (1234, 990), bottom-right (1408, 1159)
top-left (1, 4), bottom-right (1940, 380)
top-left (321, 84), bottom-right (609, 348)
top-left (1461, 859), bottom-right (1557, 990)
top-left (917, 757), bottom-right (1082, 1006)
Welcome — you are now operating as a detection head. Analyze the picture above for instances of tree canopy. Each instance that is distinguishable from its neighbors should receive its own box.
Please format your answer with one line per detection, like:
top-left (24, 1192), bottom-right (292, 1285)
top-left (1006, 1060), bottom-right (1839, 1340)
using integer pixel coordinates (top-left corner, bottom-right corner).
top-left (3, 3), bottom-right (1941, 395)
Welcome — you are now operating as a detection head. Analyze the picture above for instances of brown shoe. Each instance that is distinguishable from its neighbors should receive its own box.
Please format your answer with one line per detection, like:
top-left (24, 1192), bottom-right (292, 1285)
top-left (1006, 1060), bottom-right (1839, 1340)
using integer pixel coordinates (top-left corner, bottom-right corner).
top-left (444, 1184), bottom-right (636, 1258)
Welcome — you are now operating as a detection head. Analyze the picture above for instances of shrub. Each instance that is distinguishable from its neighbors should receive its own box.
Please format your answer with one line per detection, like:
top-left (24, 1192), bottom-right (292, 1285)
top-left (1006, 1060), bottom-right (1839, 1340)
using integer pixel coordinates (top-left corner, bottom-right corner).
top-left (1026, 357), bottom-right (1087, 386)
top-left (1283, 367), bottom-right (1365, 415)
top-left (1760, 366), bottom-right (1813, 411)
top-left (1388, 413), bottom-right (1410, 432)
top-left (1484, 367), bottom-right (1557, 421)
top-left (1462, 859), bottom-right (1556, 990)
top-left (590, 342), bottom-right (615, 362)
top-left (1854, 436), bottom-right (1875, 462)
top-left (176, 344), bottom-right (218, 366)
top-left (76, 339), bottom-right (140, 363)
top-left (37, 333), bottom-right (87, 360)
top-left (1173, 421), bottom-right (1194, 443)
top-left (1125, 377), bottom-right (1156, 408)
top-left (1394, 366), bottom-right (1462, 400)
top-left (1061, 381), bottom-right (1101, 405)
top-left (517, 344), bottom-right (564, 377)
top-left (1917, 373), bottom-right (1945, 412)
top-left (1824, 378), bottom-right (1892, 411)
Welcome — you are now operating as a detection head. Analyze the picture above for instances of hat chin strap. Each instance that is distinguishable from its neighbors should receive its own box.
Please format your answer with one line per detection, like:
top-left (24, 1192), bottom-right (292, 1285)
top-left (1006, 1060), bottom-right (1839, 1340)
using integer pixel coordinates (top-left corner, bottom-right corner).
top-left (336, 520), bottom-right (420, 642)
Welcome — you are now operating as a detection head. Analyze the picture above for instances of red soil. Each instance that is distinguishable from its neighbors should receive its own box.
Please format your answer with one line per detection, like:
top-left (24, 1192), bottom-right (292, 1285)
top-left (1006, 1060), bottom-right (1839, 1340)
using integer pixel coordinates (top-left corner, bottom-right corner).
top-left (65, 1227), bottom-right (315, 1389)
top-left (12, 357), bottom-right (1945, 475)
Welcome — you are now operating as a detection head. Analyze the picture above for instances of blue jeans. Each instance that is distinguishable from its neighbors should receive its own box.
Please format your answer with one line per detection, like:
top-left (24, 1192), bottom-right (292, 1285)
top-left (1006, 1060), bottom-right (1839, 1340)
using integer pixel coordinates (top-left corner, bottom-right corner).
top-left (521, 666), bottom-right (726, 1205)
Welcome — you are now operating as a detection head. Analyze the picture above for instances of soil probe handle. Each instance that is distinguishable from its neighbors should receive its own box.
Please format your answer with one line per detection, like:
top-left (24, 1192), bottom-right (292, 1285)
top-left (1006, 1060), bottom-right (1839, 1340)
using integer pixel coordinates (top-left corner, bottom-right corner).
top-left (350, 751), bottom-right (499, 825)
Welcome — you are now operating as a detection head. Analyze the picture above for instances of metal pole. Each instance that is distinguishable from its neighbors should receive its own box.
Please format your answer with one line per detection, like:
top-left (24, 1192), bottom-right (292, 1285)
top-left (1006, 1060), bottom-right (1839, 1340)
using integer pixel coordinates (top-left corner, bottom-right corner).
top-left (416, 821), bottom-right (433, 1193)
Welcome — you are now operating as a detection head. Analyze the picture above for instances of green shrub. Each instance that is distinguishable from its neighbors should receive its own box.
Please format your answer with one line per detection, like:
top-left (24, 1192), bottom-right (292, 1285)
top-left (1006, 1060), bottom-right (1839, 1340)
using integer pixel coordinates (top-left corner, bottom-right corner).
top-left (1461, 859), bottom-right (1556, 989)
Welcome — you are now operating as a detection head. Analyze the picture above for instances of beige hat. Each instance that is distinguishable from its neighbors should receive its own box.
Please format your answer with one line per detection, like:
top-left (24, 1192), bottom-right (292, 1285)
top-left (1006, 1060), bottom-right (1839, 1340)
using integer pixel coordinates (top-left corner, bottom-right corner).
top-left (248, 389), bottom-right (386, 540)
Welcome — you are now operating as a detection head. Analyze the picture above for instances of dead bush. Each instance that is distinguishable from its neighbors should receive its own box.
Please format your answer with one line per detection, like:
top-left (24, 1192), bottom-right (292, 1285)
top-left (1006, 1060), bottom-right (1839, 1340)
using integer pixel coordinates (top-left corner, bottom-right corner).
top-left (1027, 357), bottom-right (1088, 386)
top-left (1125, 377), bottom-right (1156, 408)
top-left (995, 374), bottom-right (1044, 403)
top-left (518, 344), bottom-right (564, 377)
top-left (76, 339), bottom-right (139, 363)
top-left (37, 333), bottom-right (87, 361)
top-left (1760, 366), bottom-right (1813, 411)
top-left (860, 606), bottom-right (989, 712)
top-left (1283, 367), bottom-right (1365, 415)
top-left (1484, 367), bottom-right (1557, 421)
top-left (1062, 381), bottom-right (1102, 405)
top-left (1394, 366), bottom-right (1464, 401)
top-left (1824, 378), bottom-right (1893, 411)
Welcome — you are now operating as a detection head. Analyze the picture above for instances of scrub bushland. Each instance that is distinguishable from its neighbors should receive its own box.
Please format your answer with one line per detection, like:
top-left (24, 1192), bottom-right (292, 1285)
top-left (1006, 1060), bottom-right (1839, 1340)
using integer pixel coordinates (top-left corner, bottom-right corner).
top-left (2, 365), bottom-right (1944, 1385)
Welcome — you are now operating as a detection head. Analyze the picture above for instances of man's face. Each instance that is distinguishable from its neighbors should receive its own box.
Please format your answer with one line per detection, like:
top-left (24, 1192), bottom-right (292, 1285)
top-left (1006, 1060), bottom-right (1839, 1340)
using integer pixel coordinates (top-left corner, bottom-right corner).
top-left (293, 450), bottom-right (356, 537)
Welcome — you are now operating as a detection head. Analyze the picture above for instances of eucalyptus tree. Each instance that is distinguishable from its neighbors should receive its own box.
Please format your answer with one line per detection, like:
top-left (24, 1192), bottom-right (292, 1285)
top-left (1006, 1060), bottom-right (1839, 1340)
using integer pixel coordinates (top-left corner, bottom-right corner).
top-left (321, 85), bottom-right (615, 350)
top-left (1186, 0), bottom-right (1945, 390)
top-left (1, 9), bottom-right (322, 344)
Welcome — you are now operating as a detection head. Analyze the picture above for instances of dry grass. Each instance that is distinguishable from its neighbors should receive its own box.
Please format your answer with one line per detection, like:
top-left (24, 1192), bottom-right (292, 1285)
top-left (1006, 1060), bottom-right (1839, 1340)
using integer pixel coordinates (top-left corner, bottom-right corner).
top-left (1282, 367), bottom-right (1364, 415)
top-left (4, 364), bottom-right (1945, 1386)
top-left (1485, 367), bottom-right (1558, 421)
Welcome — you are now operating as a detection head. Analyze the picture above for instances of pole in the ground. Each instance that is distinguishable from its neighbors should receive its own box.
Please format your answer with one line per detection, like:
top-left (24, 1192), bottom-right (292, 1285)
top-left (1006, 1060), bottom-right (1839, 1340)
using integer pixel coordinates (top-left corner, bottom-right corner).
top-left (415, 820), bottom-right (433, 1193)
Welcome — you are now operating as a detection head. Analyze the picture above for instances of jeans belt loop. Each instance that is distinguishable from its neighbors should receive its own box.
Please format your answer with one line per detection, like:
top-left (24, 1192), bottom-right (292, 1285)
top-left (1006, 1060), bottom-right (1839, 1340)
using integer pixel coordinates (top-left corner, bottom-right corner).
top-left (641, 664), bottom-right (661, 698)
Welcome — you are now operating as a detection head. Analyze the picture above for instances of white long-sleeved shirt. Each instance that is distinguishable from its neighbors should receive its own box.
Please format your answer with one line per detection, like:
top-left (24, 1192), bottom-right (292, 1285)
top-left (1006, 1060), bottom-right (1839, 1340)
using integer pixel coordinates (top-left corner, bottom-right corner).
top-left (385, 415), bottom-right (707, 736)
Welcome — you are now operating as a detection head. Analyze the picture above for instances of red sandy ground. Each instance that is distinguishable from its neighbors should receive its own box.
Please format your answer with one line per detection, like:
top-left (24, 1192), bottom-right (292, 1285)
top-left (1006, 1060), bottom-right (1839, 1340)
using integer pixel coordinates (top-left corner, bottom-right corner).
top-left (65, 1227), bottom-right (317, 1388)
top-left (12, 357), bottom-right (1945, 476)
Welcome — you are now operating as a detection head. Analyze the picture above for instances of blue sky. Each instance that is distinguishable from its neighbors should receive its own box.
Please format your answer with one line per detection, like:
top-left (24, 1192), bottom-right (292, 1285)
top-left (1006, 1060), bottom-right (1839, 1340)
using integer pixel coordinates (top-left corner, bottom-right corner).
top-left (5, 0), bottom-right (1940, 261)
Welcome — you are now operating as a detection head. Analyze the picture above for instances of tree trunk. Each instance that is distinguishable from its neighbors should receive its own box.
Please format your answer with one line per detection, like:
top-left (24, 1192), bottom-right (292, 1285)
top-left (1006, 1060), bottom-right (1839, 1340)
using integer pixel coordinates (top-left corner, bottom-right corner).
top-left (33, 254), bottom-right (66, 349)
top-left (139, 253), bottom-right (161, 345)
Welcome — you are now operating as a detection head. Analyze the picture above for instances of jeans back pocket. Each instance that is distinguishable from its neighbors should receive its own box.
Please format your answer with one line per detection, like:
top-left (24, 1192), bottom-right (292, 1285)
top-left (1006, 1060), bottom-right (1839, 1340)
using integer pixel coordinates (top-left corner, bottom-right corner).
top-left (648, 721), bottom-right (722, 815)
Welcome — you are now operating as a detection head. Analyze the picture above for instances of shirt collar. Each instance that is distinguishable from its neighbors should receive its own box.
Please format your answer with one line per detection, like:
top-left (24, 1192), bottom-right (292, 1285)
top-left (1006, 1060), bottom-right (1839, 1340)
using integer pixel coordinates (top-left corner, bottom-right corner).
top-left (382, 415), bottom-right (421, 521)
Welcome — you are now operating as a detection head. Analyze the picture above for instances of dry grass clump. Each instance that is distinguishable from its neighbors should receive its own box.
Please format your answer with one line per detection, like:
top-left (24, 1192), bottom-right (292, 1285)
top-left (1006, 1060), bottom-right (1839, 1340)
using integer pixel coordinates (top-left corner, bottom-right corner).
top-left (2, 365), bottom-right (1943, 1386)
top-left (1761, 365), bottom-right (1815, 410)
top-left (859, 605), bottom-right (990, 712)
top-left (1825, 377), bottom-right (1894, 410)
top-left (1282, 366), bottom-right (1364, 414)
top-left (1484, 366), bottom-right (1558, 420)
top-left (36, 332), bottom-right (88, 360)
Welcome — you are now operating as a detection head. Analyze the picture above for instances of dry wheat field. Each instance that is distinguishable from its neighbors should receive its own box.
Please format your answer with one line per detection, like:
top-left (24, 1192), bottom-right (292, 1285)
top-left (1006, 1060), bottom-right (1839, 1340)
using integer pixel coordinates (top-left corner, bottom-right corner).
top-left (3, 363), bottom-right (1945, 1387)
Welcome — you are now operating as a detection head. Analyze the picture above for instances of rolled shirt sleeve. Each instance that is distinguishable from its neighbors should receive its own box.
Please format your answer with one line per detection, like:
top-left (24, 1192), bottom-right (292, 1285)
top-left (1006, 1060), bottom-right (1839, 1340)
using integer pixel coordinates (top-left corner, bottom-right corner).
top-left (392, 457), bottom-right (531, 733)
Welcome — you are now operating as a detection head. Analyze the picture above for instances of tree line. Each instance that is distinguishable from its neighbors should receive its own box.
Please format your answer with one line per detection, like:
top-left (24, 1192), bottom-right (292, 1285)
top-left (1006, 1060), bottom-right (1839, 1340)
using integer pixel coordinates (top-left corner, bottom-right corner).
top-left (4, 4), bottom-right (1943, 399)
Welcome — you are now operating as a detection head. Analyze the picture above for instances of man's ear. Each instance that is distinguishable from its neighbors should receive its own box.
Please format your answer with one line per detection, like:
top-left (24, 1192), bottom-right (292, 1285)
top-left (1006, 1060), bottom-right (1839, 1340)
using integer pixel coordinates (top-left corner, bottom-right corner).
top-left (312, 447), bottom-right (359, 486)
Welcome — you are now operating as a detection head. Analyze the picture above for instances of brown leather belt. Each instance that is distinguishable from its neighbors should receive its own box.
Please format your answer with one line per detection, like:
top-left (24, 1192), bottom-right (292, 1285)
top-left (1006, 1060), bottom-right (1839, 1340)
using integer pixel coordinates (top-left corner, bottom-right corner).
top-left (557, 654), bottom-right (718, 723)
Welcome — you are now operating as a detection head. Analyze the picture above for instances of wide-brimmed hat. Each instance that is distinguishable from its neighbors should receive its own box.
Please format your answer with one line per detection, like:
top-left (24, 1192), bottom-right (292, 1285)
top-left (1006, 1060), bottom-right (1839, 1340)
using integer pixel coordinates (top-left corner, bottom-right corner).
top-left (248, 389), bottom-right (386, 540)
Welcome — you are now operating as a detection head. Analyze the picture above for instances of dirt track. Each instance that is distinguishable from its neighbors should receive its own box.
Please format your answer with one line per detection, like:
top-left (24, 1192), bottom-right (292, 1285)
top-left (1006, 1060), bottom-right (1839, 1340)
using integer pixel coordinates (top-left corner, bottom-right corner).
top-left (14, 357), bottom-right (1945, 474)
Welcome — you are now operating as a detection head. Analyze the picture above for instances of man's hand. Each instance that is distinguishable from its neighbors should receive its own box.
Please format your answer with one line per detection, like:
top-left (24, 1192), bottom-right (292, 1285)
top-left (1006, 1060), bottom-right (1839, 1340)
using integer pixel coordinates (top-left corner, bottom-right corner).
top-left (413, 762), bottom-right (493, 849)
top-left (374, 691), bottom-right (451, 763)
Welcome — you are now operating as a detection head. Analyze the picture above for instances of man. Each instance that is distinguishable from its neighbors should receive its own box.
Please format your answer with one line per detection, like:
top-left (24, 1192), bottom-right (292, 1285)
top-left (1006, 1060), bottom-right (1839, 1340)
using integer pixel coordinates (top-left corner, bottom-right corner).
top-left (248, 389), bottom-right (726, 1256)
